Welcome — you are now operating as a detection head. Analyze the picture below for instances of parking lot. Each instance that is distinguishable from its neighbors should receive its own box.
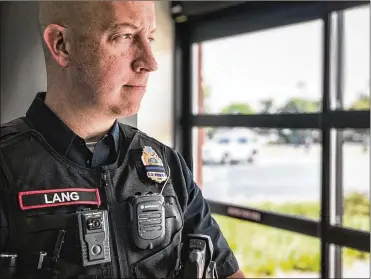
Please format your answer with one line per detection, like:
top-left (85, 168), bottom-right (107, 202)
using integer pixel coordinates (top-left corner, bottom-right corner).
top-left (200, 143), bottom-right (369, 204)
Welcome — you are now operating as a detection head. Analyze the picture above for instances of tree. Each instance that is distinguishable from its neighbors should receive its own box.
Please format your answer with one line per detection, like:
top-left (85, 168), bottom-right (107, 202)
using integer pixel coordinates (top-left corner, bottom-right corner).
top-left (277, 97), bottom-right (320, 143)
top-left (349, 93), bottom-right (370, 110)
top-left (279, 97), bottom-right (320, 113)
top-left (260, 98), bottom-right (275, 114)
top-left (220, 103), bottom-right (255, 114)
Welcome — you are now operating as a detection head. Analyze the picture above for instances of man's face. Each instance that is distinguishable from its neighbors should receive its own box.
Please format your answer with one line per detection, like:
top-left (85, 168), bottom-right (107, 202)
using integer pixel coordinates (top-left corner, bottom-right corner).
top-left (69, 1), bottom-right (157, 118)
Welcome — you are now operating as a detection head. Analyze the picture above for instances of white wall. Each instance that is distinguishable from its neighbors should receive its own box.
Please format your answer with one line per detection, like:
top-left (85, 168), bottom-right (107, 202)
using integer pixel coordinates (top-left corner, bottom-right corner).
top-left (137, 1), bottom-right (174, 147)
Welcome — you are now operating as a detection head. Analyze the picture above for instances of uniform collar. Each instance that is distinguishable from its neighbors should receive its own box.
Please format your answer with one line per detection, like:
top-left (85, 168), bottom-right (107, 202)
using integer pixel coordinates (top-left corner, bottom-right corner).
top-left (25, 92), bottom-right (120, 158)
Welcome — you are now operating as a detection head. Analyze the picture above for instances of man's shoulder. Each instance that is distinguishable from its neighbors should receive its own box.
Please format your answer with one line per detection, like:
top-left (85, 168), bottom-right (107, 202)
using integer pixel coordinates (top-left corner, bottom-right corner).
top-left (0, 117), bottom-right (30, 142)
top-left (118, 122), bottom-right (176, 154)
top-left (135, 129), bottom-right (192, 178)
top-left (118, 123), bottom-right (189, 175)
top-left (1, 117), bottom-right (24, 129)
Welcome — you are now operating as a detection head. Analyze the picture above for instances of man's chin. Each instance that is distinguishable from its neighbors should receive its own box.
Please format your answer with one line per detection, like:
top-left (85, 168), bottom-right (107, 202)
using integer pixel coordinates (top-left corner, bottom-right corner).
top-left (109, 103), bottom-right (140, 118)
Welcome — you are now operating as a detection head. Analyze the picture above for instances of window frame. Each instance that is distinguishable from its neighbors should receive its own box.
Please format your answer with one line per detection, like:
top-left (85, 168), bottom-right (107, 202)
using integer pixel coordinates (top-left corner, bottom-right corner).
top-left (173, 1), bottom-right (370, 279)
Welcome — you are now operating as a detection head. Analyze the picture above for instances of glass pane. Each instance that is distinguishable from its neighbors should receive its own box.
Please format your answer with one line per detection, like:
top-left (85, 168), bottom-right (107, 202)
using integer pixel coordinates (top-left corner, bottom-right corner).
top-left (343, 6), bottom-right (370, 111)
top-left (192, 19), bottom-right (323, 115)
top-left (193, 127), bottom-right (321, 219)
top-left (213, 214), bottom-right (320, 278)
top-left (342, 129), bottom-right (370, 232)
top-left (343, 247), bottom-right (370, 278)
top-left (331, 128), bottom-right (370, 231)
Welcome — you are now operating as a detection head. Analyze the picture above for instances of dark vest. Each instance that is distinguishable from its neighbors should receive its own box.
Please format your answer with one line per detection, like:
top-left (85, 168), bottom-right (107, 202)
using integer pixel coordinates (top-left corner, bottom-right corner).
top-left (0, 117), bottom-right (188, 279)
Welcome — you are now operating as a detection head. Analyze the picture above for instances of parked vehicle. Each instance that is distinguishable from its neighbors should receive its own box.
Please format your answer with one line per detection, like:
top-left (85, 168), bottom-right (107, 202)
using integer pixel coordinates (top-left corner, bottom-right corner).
top-left (202, 129), bottom-right (261, 164)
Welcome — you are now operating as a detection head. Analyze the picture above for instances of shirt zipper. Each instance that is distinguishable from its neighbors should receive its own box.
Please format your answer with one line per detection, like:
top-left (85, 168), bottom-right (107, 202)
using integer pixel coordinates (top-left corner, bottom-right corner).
top-left (100, 169), bottom-right (127, 278)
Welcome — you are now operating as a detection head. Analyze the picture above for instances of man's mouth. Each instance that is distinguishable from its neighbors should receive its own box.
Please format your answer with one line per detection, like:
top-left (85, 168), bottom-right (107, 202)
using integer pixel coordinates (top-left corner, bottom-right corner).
top-left (125, 85), bottom-right (146, 88)
top-left (124, 85), bottom-right (147, 93)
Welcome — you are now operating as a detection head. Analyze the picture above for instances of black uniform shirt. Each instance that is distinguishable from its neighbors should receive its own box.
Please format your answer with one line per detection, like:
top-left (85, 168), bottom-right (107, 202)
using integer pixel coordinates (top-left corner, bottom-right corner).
top-left (0, 92), bottom-right (240, 278)
top-left (25, 92), bottom-right (120, 168)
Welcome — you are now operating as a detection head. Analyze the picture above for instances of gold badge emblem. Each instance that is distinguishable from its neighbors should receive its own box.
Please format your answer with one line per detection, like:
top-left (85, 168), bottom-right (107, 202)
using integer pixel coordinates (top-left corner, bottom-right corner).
top-left (141, 146), bottom-right (168, 183)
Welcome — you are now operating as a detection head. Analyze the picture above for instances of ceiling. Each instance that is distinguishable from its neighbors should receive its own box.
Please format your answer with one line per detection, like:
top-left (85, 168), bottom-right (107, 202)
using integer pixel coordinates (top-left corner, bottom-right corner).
top-left (169, 1), bottom-right (247, 18)
top-left (169, 1), bottom-right (304, 22)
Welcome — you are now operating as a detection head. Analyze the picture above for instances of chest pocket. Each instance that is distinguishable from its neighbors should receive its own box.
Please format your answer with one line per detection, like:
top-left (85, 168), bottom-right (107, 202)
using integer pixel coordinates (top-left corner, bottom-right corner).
top-left (13, 210), bottom-right (83, 278)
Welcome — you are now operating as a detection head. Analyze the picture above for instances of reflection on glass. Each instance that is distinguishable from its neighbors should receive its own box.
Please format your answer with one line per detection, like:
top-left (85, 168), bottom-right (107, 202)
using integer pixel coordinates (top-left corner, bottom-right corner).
top-left (193, 127), bottom-right (321, 219)
top-left (192, 19), bottom-right (323, 115)
top-left (213, 214), bottom-right (320, 278)
top-left (341, 129), bottom-right (370, 232)
top-left (342, 247), bottom-right (370, 278)
top-left (343, 6), bottom-right (370, 111)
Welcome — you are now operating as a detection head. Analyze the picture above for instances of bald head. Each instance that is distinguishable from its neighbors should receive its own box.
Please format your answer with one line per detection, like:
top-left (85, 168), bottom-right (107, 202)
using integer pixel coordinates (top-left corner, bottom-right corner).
top-left (39, 1), bottom-right (79, 31)
top-left (39, 1), bottom-right (157, 120)
top-left (39, 2), bottom-right (110, 64)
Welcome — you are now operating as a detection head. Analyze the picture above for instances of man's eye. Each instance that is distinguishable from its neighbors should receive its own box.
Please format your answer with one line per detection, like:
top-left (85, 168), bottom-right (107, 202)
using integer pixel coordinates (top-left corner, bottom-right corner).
top-left (148, 37), bottom-right (155, 43)
top-left (122, 34), bottom-right (132, 39)
top-left (113, 34), bottom-right (132, 41)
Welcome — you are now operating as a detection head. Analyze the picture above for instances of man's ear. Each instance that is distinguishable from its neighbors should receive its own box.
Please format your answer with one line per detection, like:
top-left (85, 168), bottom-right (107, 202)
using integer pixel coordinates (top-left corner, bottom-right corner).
top-left (43, 24), bottom-right (70, 67)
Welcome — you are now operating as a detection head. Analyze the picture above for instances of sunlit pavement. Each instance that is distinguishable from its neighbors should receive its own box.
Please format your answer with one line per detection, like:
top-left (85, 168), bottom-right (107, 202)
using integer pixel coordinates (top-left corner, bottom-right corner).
top-left (200, 143), bottom-right (369, 205)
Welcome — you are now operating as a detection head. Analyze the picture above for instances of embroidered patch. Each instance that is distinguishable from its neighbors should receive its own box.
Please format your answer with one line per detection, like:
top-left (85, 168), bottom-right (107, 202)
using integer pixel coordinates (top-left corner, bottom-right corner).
top-left (18, 188), bottom-right (101, 210)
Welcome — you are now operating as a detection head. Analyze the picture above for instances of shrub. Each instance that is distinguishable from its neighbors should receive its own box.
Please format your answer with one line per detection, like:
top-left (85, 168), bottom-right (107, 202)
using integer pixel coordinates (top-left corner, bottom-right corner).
top-left (212, 192), bottom-right (370, 277)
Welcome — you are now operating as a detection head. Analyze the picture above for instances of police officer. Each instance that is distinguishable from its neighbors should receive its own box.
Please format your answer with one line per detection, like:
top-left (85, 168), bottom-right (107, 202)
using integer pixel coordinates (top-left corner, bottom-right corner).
top-left (0, 1), bottom-right (244, 278)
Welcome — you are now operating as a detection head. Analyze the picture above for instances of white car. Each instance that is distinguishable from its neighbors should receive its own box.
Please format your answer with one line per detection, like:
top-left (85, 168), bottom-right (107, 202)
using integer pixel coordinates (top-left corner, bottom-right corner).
top-left (202, 130), bottom-right (261, 164)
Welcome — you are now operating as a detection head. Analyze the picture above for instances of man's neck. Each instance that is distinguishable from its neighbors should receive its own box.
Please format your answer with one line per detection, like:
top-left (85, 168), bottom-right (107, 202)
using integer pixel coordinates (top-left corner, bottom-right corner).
top-left (44, 92), bottom-right (115, 141)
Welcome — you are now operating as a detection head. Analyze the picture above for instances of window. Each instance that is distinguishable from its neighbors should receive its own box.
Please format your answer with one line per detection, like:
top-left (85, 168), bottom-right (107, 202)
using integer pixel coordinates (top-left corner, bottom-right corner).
top-left (177, 2), bottom-right (370, 279)
top-left (217, 137), bottom-right (230, 144)
top-left (342, 247), bottom-right (370, 278)
top-left (193, 127), bottom-right (321, 219)
top-left (343, 7), bottom-right (370, 111)
top-left (331, 129), bottom-right (370, 232)
top-left (213, 214), bottom-right (320, 278)
top-left (330, 6), bottom-right (370, 111)
top-left (192, 20), bottom-right (323, 115)
top-left (330, 244), bottom-right (370, 278)
top-left (237, 137), bottom-right (248, 144)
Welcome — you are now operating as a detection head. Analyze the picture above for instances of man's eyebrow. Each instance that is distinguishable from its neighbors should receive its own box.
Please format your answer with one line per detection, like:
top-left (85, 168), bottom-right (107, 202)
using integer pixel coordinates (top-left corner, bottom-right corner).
top-left (108, 23), bottom-right (139, 31)
top-left (107, 23), bottom-right (156, 33)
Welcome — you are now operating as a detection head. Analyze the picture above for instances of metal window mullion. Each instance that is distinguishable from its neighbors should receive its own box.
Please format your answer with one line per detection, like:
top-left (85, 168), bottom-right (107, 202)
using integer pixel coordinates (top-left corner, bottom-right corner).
top-left (175, 21), bottom-right (193, 170)
top-left (208, 200), bottom-right (370, 252)
top-left (320, 7), bottom-right (332, 279)
top-left (191, 111), bottom-right (370, 129)
top-left (173, 20), bottom-right (183, 154)
top-left (334, 10), bottom-right (345, 279)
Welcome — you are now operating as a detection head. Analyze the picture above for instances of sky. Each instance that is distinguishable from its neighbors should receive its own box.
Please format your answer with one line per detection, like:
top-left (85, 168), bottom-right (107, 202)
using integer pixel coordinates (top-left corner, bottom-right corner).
top-left (196, 5), bottom-right (370, 114)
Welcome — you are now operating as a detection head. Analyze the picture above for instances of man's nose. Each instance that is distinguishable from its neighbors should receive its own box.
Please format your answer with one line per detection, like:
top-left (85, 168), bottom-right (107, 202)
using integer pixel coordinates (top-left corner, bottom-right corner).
top-left (132, 39), bottom-right (158, 73)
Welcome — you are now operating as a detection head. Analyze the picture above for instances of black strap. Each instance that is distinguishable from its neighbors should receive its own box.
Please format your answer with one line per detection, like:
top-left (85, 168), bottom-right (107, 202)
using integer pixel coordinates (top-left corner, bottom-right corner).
top-left (0, 117), bottom-right (30, 253)
top-left (0, 148), bottom-right (13, 188)
top-left (0, 157), bottom-right (15, 253)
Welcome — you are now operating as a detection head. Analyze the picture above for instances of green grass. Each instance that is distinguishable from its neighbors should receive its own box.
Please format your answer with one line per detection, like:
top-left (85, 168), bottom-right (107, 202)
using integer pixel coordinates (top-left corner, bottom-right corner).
top-left (212, 192), bottom-right (370, 277)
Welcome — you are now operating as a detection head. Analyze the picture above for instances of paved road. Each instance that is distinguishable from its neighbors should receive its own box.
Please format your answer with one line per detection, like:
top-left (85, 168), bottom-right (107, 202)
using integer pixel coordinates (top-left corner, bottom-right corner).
top-left (200, 144), bottom-right (369, 204)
